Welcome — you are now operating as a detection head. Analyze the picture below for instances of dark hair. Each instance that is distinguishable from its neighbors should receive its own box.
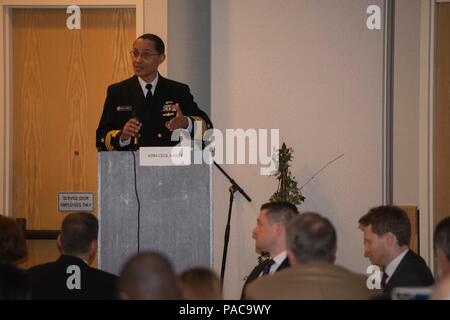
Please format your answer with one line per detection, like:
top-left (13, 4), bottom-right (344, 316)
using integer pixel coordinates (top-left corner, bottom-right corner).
top-left (286, 212), bottom-right (337, 263)
top-left (434, 217), bottom-right (450, 261)
top-left (359, 205), bottom-right (411, 246)
top-left (60, 212), bottom-right (98, 255)
top-left (179, 267), bottom-right (222, 300)
top-left (119, 251), bottom-right (180, 300)
top-left (137, 34), bottom-right (165, 54)
top-left (0, 216), bottom-right (27, 264)
top-left (0, 263), bottom-right (30, 300)
top-left (260, 201), bottom-right (299, 225)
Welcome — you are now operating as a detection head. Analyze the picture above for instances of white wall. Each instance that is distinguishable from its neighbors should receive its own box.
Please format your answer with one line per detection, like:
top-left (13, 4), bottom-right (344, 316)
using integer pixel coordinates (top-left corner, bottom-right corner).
top-left (167, 0), bottom-right (211, 115)
top-left (212, 0), bottom-right (386, 298)
top-left (144, 0), bottom-right (168, 75)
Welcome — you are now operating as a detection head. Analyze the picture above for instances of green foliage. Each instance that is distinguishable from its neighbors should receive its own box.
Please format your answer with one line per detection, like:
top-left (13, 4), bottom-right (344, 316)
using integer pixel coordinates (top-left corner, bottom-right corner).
top-left (269, 143), bottom-right (305, 205)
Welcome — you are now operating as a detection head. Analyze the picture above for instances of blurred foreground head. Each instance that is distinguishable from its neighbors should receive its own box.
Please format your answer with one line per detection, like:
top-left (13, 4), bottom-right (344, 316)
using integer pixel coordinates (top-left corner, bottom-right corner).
top-left (179, 267), bottom-right (222, 300)
top-left (119, 251), bottom-right (181, 300)
top-left (0, 216), bottom-right (27, 264)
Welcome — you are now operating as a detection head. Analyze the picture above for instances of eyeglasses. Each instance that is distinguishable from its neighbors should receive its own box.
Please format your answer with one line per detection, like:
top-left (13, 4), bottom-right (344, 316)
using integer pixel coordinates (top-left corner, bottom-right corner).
top-left (129, 50), bottom-right (161, 60)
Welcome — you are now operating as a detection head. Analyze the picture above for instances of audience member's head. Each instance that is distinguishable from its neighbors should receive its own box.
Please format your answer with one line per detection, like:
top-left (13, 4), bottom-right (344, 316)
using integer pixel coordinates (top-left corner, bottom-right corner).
top-left (286, 212), bottom-right (337, 265)
top-left (431, 274), bottom-right (450, 300)
top-left (0, 263), bottom-right (30, 299)
top-left (119, 251), bottom-right (181, 300)
top-left (57, 212), bottom-right (98, 263)
top-left (252, 201), bottom-right (299, 256)
top-left (0, 216), bottom-right (27, 264)
top-left (358, 205), bottom-right (411, 268)
top-left (179, 267), bottom-right (222, 300)
top-left (434, 217), bottom-right (450, 279)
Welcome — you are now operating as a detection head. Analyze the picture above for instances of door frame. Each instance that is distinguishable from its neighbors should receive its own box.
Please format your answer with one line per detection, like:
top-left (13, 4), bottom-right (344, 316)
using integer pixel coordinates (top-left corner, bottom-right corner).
top-left (419, 0), bottom-right (437, 269)
top-left (428, 0), bottom-right (450, 271)
top-left (0, 0), bottom-right (148, 216)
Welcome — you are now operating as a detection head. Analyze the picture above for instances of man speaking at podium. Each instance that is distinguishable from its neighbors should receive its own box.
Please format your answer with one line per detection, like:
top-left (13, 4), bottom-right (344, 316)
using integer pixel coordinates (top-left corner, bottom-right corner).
top-left (96, 33), bottom-right (212, 151)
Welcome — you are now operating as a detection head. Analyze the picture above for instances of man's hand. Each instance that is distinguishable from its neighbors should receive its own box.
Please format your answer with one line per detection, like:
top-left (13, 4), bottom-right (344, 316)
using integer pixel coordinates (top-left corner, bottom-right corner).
top-left (121, 118), bottom-right (142, 141)
top-left (166, 103), bottom-right (188, 131)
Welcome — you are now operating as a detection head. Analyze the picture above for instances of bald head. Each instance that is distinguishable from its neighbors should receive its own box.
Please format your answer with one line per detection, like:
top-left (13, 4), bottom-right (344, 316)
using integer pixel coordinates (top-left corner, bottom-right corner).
top-left (286, 212), bottom-right (337, 264)
top-left (119, 252), bottom-right (180, 300)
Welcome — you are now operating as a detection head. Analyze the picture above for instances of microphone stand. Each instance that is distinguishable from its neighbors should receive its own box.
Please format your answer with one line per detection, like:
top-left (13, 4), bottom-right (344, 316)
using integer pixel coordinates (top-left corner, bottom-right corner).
top-left (214, 161), bottom-right (252, 288)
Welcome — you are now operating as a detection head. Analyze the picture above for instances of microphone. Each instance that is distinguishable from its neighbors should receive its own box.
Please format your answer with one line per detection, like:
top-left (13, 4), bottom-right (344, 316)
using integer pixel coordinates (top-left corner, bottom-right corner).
top-left (132, 107), bottom-right (141, 149)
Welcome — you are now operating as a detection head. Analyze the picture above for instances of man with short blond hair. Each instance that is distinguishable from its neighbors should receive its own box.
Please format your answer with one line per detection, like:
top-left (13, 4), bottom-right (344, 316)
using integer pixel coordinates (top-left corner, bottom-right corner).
top-left (246, 213), bottom-right (371, 299)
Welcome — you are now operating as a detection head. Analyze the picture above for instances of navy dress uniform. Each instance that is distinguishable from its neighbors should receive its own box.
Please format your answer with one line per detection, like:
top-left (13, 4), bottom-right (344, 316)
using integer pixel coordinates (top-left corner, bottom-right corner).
top-left (96, 74), bottom-right (212, 151)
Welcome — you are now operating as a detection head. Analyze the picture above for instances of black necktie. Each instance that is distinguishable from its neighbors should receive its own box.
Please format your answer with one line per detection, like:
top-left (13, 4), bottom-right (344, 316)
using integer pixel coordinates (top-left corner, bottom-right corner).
top-left (261, 259), bottom-right (275, 276)
top-left (146, 83), bottom-right (152, 100)
top-left (381, 272), bottom-right (388, 289)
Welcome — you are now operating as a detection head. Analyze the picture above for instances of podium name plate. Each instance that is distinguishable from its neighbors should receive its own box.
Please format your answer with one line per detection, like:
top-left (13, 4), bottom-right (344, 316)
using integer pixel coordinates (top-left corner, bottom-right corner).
top-left (139, 147), bottom-right (191, 166)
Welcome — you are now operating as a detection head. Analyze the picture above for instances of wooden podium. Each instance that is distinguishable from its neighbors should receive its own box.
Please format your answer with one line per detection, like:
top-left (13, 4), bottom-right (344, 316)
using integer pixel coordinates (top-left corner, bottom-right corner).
top-left (97, 151), bottom-right (212, 275)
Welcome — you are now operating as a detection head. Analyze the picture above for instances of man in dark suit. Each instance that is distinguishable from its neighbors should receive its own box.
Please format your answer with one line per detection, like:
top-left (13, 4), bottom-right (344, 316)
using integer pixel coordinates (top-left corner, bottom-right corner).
top-left (96, 33), bottom-right (212, 151)
top-left (240, 202), bottom-right (298, 299)
top-left (359, 205), bottom-right (434, 298)
top-left (28, 212), bottom-right (117, 300)
top-left (246, 213), bottom-right (372, 300)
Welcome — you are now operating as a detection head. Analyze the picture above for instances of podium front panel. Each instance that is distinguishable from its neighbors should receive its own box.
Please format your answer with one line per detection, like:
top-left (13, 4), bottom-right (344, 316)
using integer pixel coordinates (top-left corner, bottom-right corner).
top-left (98, 151), bottom-right (212, 275)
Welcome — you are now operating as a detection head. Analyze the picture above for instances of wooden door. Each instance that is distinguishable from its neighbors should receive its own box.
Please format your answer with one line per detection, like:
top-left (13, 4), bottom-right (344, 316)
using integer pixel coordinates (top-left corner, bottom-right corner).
top-left (12, 8), bottom-right (135, 268)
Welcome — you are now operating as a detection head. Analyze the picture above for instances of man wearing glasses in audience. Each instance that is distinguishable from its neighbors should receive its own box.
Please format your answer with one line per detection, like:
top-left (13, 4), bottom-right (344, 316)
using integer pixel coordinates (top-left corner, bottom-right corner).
top-left (96, 33), bottom-right (212, 151)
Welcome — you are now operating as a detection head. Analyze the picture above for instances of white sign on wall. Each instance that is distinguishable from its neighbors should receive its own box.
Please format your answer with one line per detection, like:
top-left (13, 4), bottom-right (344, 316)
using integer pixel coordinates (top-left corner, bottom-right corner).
top-left (58, 192), bottom-right (94, 212)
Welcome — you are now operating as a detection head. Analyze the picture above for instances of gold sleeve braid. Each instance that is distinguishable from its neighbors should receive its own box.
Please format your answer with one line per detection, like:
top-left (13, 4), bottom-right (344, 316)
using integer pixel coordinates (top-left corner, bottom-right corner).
top-left (105, 130), bottom-right (121, 151)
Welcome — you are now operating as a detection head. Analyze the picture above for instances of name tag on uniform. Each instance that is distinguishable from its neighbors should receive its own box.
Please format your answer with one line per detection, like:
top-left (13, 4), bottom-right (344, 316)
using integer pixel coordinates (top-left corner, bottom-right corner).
top-left (116, 105), bottom-right (132, 111)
